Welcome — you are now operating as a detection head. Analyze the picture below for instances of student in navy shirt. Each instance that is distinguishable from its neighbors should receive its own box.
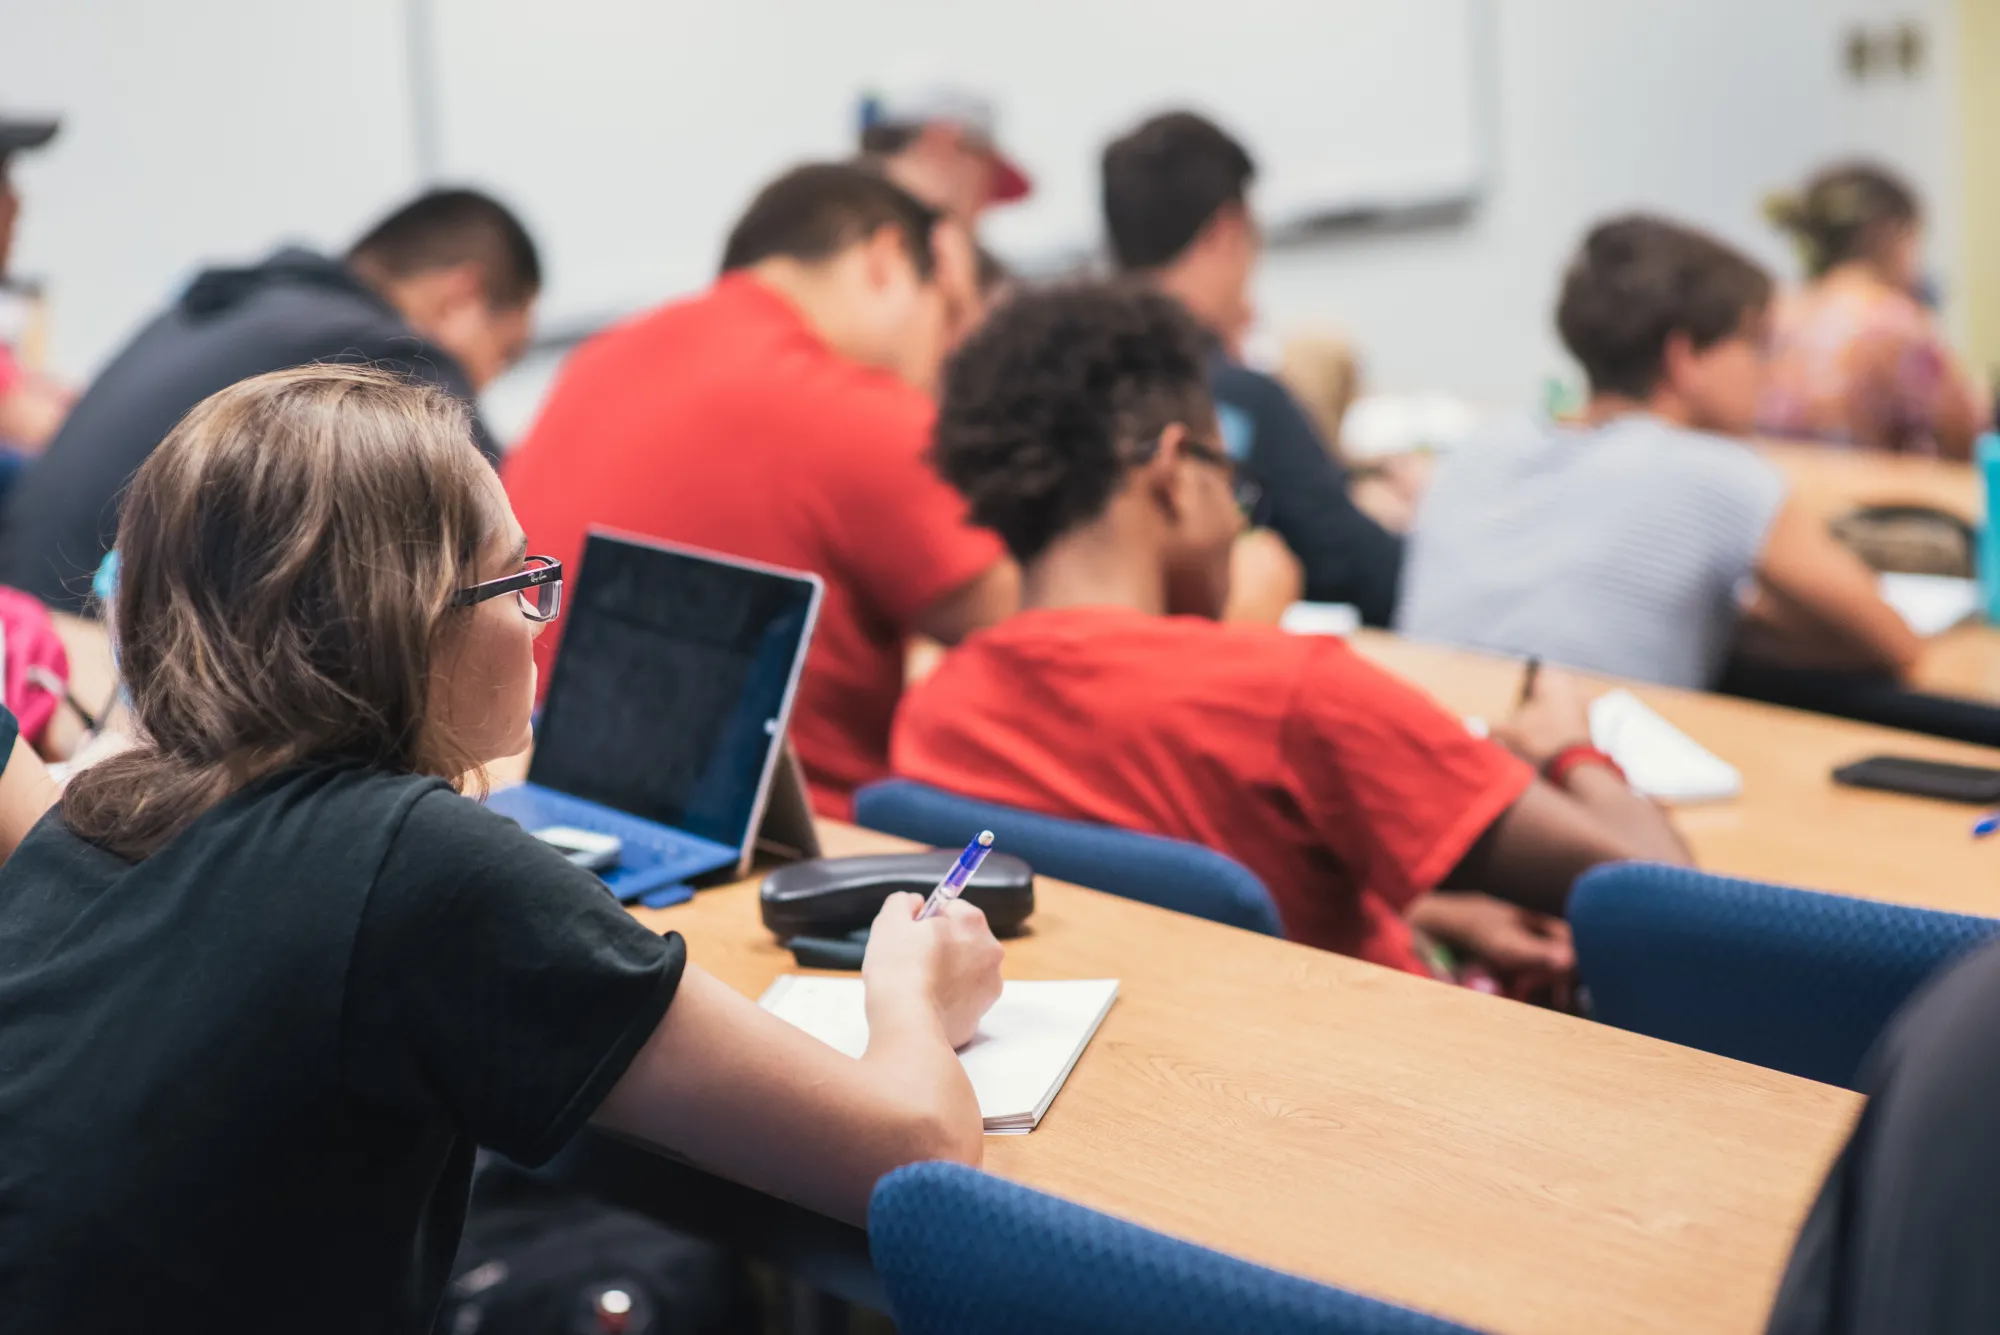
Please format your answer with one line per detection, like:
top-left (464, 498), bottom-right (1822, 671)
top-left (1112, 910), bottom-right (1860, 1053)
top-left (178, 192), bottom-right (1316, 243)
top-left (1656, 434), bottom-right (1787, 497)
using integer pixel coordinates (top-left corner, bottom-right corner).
top-left (1100, 110), bottom-right (1404, 625)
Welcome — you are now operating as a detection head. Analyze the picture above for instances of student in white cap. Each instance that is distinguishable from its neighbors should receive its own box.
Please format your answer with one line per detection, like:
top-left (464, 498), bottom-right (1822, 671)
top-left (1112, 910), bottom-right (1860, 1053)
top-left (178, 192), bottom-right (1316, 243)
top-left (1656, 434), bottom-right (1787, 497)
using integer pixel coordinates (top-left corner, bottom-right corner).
top-left (857, 82), bottom-right (1032, 230)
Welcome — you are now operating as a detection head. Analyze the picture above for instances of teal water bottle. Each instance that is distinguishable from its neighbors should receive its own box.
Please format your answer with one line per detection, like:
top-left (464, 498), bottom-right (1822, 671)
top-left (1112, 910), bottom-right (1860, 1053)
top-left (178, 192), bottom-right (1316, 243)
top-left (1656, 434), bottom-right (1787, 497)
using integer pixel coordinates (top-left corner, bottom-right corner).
top-left (1980, 433), bottom-right (2000, 622)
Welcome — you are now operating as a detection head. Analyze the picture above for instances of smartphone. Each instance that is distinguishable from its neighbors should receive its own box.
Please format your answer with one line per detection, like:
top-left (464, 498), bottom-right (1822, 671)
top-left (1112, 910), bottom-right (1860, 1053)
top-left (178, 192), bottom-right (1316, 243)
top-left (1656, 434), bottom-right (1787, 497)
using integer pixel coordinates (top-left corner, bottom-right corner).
top-left (1832, 755), bottom-right (2000, 805)
top-left (532, 825), bottom-right (623, 872)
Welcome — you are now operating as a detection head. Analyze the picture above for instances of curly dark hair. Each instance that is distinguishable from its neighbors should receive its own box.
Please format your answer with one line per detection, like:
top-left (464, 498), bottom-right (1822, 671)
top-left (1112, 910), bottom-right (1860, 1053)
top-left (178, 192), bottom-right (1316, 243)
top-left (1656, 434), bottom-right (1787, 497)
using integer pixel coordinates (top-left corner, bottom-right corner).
top-left (932, 281), bottom-right (1214, 565)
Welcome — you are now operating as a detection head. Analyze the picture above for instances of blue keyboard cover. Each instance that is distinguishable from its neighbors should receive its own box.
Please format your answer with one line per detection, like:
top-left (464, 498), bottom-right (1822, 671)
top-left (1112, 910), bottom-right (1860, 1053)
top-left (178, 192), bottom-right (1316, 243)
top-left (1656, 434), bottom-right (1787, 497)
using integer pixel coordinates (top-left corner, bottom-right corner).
top-left (485, 783), bottom-right (741, 906)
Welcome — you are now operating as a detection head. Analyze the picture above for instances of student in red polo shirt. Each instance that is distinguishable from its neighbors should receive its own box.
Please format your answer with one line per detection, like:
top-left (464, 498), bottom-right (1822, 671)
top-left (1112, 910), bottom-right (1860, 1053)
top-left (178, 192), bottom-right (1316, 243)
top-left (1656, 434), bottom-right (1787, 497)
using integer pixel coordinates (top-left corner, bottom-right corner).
top-left (504, 165), bottom-right (1015, 818)
top-left (894, 282), bottom-right (1692, 984)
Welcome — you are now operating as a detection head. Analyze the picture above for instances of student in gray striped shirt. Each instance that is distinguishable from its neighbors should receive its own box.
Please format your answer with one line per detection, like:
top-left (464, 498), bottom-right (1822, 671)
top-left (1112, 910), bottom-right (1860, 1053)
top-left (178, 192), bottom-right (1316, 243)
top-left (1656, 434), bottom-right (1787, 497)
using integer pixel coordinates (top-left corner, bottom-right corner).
top-left (1398, 216), bottom-right (1918, 690)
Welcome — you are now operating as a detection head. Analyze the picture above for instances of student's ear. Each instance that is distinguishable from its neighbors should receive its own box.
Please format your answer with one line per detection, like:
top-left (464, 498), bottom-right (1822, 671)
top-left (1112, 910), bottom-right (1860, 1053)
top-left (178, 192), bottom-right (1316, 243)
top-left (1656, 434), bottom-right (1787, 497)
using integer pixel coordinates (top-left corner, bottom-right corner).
top-left (436, 261), bottom-right (490, 314)
top-left (1658, 329), bottom-right (1699, 394)
top-left (1148, 422), bottom-right (1196, 524)
top-left (859, 224), bottom-right (910, 294)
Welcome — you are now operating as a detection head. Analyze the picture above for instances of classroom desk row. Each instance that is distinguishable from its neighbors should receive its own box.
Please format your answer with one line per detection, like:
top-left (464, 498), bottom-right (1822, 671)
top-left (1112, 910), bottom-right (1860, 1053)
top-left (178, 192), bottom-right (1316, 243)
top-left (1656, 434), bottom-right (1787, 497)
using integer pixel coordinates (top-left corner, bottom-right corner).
top-left (32, 603), bottom-right (1950, 1334)
top-left (1354, 630), bottom-right (2000, 918)
top-left (637, 821), bottom-right (1858, 1335)
top-left (1757, 440), bottom-right (2000, 701)
top-left (1760, 438), bottom-right (1980, 527)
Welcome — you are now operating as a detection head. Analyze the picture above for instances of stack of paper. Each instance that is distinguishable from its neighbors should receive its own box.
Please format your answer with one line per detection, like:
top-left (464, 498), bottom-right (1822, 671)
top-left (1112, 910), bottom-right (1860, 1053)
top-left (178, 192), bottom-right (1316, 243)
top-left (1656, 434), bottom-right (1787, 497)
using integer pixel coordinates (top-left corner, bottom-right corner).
top-left (759, 976), bottom-right (1119, 1134)
top-left (1879, 573), bottom-right (1981, 637)
top-left (1590, 689), bottom-right (1741, 804)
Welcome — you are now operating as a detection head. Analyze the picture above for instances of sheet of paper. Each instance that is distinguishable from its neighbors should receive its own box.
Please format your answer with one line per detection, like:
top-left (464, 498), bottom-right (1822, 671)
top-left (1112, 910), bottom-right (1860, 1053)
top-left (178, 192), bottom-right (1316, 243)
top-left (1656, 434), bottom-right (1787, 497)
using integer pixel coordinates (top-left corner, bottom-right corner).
top-left (1590, 688), bottom-right (1741, 804)
top-left (759, 976), bottom-right (1119, 1133)
top-left (1878, 572), bottom-right (1980, 638)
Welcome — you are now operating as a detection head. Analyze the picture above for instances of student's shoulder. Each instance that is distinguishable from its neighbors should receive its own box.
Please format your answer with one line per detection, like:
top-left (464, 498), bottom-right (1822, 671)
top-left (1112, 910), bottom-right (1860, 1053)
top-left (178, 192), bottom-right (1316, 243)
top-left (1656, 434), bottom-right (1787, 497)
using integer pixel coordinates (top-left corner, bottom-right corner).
top-left (385, 778), bottom-right (556, 862)
top-left (1112, 614), bottom-right (1321, 689)
top-left (950, 608), bottom-right (1309, 681)
top-left (246, 764), bottom-right (456, 836)
top-left (1207, 356), bottom-right (1293, 411)
top-left (1625, 420), bottom-right (1783, 492)
top-left (1207, 357), bottom-right (1312, 441)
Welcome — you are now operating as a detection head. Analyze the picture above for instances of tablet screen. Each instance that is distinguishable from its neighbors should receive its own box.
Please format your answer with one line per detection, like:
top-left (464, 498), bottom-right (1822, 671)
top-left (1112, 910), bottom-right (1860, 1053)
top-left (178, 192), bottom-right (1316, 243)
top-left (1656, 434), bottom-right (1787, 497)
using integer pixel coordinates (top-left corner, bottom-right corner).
top-left (530, 532), bottom-right (821, 847)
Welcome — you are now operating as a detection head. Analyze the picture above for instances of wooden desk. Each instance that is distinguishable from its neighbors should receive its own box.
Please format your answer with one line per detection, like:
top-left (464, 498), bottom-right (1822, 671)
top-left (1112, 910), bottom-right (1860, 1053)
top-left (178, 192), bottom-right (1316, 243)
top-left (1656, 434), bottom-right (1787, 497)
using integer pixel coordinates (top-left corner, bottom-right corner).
top-left (45, 612), bottom-right (1857, 1328)
top-left (1752, 443), bottom-right (2000, 699)
top-left (637, 821), bottom-right (1856, 1335)
top-left (1912, 622), bottom-right (2000, 699)
top-left (1759, 439), bottom-right (1980, 524)
top-left (1354, 631), bottom-right (2000, 917)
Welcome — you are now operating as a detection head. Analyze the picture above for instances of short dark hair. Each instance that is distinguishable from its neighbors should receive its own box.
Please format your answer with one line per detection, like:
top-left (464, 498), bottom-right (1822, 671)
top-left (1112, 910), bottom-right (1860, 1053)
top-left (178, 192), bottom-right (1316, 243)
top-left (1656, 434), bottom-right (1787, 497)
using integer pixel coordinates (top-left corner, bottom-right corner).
top-left (858, 123), bottom-right (922, 158)
top-left (1101, 111), bottom-right (1256, 271)
top-left (347, 188), bottom-right (541, 309)
top-left (1556, 216), bottom-right (1774, 400)
top-left (719, 162), bottom-right (939, 279)
top-left (932, 282), bottom-right (1213, 564)
top-left (1766, 161), bottom-right (1920, 277)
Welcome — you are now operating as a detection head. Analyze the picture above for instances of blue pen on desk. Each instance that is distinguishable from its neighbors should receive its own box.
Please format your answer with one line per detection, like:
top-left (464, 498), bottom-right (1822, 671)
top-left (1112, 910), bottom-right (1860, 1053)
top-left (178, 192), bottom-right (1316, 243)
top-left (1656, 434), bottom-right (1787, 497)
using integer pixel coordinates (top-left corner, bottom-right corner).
top-left (1975, 812), bottom-right (2000, 839)
top-left (917, 830), bottom-right (994, 920)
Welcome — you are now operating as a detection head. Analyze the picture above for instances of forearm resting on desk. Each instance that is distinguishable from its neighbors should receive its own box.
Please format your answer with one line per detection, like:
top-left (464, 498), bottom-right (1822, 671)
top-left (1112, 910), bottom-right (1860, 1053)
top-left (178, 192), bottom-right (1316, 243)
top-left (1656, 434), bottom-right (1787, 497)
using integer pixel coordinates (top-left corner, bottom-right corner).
top-left (592, 964), bottom-right (982, 1228)
top-left (1745, 496), bottom-right (1921, 680)
top-left (1562, 765), bottom-right (1692, 866)
top-left (1446, 775), bottom-right (1690, 917)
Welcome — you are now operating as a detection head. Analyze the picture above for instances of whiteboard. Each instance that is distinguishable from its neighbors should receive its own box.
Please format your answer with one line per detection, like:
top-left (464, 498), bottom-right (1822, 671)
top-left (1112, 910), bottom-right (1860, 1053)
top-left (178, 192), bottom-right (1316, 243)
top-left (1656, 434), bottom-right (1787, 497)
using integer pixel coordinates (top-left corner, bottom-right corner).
top-left (428, 0), bottom-right (1487, 328)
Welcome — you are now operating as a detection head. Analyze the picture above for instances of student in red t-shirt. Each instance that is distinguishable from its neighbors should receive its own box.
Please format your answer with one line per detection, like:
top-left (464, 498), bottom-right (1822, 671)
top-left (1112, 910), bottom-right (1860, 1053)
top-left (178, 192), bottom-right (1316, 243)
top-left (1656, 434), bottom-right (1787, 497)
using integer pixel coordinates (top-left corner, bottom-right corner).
top-left (893, 282), bottom-right (1692, 985)
top-left (504, 165), bottom-right (1016, 818)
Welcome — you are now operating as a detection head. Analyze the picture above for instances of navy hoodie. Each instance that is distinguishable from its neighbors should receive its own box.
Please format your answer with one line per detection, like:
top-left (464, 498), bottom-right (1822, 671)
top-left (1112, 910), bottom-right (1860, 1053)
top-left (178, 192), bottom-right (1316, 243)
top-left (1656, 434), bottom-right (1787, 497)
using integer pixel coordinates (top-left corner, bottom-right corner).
top-left (0, 249), bottom-right (495, 611)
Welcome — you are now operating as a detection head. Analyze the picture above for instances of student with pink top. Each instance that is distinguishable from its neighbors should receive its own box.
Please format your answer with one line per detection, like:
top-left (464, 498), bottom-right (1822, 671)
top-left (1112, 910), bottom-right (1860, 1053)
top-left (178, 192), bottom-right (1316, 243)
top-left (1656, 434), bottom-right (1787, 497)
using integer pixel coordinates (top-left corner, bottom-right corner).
top-left (1758, 162), bottom-right (1990, 459)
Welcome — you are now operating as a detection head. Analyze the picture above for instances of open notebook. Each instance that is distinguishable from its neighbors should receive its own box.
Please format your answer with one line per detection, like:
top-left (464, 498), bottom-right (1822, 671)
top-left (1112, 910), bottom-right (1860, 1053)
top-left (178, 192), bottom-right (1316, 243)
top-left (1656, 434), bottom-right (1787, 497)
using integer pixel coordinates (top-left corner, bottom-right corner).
top-left (759, 977), bottom-right (1119, 1134)
top-left (1589, 689), bottom-right (1741, 804)
top-left (1879, 573), bottom-right (1981, 638)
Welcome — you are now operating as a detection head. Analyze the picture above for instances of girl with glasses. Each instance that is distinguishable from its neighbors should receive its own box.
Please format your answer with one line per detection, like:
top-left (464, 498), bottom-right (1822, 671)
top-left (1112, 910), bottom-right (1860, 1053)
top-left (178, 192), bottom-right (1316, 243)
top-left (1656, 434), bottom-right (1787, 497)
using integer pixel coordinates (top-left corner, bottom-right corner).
top-left (0, 365), bottom-right (1001, 1334)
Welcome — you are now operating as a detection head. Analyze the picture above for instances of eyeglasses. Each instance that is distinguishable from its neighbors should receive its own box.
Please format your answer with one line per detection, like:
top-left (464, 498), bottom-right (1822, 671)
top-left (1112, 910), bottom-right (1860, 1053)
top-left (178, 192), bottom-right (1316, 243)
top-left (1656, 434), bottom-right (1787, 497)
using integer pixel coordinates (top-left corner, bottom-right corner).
top-left (1178, 436), bottom-right (1270, 527)
top-left (453, 555), bottom-right (563, 622)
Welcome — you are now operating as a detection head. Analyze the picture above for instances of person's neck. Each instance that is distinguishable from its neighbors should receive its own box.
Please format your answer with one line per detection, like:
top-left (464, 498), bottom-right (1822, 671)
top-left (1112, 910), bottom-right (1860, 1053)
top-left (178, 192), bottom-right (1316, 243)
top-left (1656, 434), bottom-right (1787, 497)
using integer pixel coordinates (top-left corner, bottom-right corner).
top-left (1822, 257), bottom-right (1902, 293)
top-left (347, 256), bottom-right (417, 321)
top-left (1019, 519), bottom-right (1170, 617)
top-left (742, 259), bottom-right (870, 363)
top-left (1583, 390), bottom-right (1695, 430)
top-left (1150, 261), bottom-right (1231, 345)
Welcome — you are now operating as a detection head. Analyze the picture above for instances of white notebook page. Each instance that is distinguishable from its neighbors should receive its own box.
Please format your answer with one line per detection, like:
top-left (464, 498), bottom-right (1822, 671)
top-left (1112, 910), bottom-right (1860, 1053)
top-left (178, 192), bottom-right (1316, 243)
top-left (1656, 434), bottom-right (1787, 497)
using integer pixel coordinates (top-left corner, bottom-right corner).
top-left (759, 976), bottom-right (1119, 1133)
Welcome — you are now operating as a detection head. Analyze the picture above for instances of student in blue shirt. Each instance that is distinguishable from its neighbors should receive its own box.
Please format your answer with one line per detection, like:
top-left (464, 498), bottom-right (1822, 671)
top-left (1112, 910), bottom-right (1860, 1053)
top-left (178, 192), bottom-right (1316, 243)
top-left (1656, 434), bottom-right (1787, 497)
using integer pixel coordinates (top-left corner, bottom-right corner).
top-left (1100, 110), bottom-right (1404, 626)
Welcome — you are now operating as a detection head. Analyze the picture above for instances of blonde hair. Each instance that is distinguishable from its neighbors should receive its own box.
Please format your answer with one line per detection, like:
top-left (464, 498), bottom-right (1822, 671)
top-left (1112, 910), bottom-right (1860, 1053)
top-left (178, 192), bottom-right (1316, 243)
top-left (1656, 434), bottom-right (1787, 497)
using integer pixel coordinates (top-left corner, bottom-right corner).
top-left (62, 365), bottom-right (496, 860)
top-left (1765, 162), bottom-right (1919, 278)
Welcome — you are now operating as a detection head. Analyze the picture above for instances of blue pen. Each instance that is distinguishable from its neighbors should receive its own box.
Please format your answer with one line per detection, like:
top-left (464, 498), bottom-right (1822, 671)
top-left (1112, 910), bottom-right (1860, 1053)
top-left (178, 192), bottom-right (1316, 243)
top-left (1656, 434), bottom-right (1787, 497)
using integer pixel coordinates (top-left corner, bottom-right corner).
top-left (917, 830), bottom-right (994, 920)
top-left (1975, 812), bottom-right (2000, 839)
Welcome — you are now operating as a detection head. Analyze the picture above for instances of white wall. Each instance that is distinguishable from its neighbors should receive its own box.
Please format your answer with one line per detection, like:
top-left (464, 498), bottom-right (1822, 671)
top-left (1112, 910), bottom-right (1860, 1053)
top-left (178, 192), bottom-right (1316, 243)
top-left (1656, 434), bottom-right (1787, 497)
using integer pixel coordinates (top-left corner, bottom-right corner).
top-left (3, 0), bottom-right (1964, 426)
top-left (2, 1), bottom-right (423, 380)
top-left (1254, 0), bottom-right (1963, 407)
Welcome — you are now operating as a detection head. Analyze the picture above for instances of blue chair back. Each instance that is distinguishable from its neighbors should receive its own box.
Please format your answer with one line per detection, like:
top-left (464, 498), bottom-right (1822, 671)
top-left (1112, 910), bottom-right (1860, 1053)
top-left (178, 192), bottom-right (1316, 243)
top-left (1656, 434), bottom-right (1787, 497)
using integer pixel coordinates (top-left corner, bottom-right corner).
top-left (853, 779), bottom-right (1283, 935)
top-left (1572, 863), bottom-right (2000, 1088)
top-left (869, 1162), bottom-right (1482, 1335)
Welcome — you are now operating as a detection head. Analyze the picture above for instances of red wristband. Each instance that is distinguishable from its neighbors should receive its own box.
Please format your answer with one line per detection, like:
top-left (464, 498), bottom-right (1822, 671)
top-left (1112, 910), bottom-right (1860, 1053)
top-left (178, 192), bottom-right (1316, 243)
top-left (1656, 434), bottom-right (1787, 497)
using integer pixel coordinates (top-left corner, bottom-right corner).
top-left (1544, 744), bottom-right (1626, 788)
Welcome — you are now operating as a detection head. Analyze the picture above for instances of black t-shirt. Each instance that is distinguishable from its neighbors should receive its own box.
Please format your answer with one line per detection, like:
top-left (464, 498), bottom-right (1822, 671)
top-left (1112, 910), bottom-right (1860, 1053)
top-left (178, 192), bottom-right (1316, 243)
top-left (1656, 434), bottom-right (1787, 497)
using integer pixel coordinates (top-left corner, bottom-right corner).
top-left (0, 763), bottom-right (684, 1334)
top-left (1209, 353), bottom-right (1405, 626)
top-left (1766, 935), bottom-right (2000, 1333)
